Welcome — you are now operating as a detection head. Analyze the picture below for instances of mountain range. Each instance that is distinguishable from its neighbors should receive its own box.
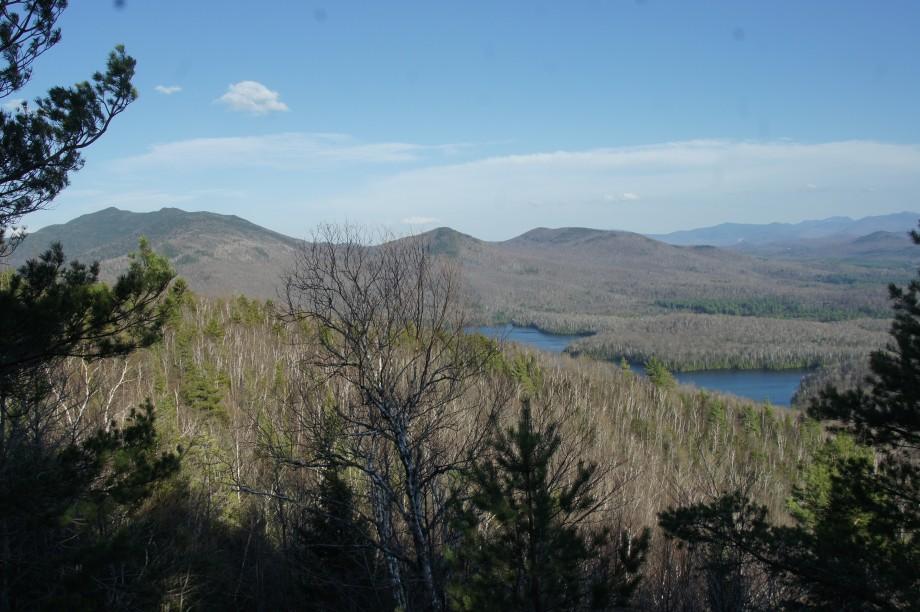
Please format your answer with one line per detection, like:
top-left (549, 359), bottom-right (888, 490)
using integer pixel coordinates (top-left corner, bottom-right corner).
top-left (651, 211), bottom-right (918, 246)
top-left (5, 207), bottom-right (912, 323)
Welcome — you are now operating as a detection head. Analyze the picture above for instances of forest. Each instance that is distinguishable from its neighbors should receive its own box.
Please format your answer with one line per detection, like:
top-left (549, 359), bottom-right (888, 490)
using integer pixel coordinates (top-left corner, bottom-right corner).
top-left (0, 233), bottom-right (832, 609)
top-left (1, 3), bottom-right (917, 610)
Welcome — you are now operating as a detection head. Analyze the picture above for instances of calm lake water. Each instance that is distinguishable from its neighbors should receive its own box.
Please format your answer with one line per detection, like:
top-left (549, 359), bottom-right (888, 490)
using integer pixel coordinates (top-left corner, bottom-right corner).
top-left (472, 325), bottom-right (806, 406)
top-left (468, 325), bottom-right (588, 353)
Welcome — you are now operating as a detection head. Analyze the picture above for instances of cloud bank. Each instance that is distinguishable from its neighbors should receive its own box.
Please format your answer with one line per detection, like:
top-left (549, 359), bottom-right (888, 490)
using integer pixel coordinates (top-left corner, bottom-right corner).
top-left (316, 139), bottom-right (920, 237)
top-left (90, 137), bottom-right (920, 239)
top-left (401, 216), bottom-right (440, 225)
top-left (154, 85), bottom-right (182, 95)
top-left (115, 133), bottom-right (466, 171)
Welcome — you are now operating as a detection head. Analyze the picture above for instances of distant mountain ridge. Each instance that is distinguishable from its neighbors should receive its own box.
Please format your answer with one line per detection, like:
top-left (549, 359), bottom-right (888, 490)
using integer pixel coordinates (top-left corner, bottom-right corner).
top-left (3, 208), bottom-right (906, 320)
top-left (651, 211), bottom-right (920, 246)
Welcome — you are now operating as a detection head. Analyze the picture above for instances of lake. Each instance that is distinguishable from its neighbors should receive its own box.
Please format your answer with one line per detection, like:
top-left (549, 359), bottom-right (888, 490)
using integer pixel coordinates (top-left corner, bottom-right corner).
top-left (468, 325), bottom-right (589, 353)
top-left (472, 325), bottom-right (806, 406)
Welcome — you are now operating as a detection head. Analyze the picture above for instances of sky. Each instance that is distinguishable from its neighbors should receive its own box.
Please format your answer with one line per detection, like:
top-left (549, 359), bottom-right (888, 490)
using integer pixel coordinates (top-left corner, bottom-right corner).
top-left (9, 0), bottom-right (920, 240)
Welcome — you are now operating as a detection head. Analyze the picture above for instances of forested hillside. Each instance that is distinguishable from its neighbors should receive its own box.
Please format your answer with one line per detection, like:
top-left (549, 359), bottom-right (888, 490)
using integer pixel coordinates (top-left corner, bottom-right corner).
top-left (8, 207), bottom-right (299, 298)
top-left (13, 207), bottom-right (901, 322)
top-left (12, 288), bottom-right (819, 609)
top-left (10, 207), bottom-right (903, 372)
top-left (2, 3), bottom-right (917, 609)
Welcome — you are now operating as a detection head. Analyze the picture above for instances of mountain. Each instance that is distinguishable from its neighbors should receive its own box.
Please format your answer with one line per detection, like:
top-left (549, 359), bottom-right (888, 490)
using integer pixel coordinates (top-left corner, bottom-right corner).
top-left (733, 230), bottom-right (917, 268)
top-left (3, 209), bottom-right (903, 322)
top-left (6, 207), bottom-right (300, 298)
top-left (402, 226), bottom-right (896, 323)
top-left (651, 212), bottom-right (919, 247)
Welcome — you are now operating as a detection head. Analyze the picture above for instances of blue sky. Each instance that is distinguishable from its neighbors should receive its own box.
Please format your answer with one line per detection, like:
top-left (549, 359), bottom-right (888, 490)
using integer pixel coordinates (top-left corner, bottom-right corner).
top-left (10, 0), bottom-right (920, 240)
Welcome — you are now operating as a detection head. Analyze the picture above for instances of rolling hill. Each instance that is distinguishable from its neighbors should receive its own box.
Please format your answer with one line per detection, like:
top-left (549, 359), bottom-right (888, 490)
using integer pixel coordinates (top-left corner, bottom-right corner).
top-left (414, 226), bottom-right (896, 324)
top-left (4, 208), bottom-right (906, 322)
top-left (6, 207), bottom-right (299, 299)
top-left (732, 230), bottom-right (918, 268)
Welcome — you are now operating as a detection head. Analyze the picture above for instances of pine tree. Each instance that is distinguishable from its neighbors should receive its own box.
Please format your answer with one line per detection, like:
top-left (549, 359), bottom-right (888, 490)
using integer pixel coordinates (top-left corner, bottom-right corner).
top-left (644, 356), bottom-right (676, 389)
top-left (293, 467), bottom-right (394, 611)
top-left (1, 2), bottom-right (137, 256)
top-left (449, 401), bottom-right (649, 611)
top-left (660, 224), bottom-right (920, 611)
top-left (0, 4), bottom-right (185, 607)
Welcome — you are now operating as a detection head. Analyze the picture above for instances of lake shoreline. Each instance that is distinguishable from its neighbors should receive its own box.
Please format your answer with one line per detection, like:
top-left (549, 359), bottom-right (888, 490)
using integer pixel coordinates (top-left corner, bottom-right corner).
top-left (471, 324), bottom-right (809, 406)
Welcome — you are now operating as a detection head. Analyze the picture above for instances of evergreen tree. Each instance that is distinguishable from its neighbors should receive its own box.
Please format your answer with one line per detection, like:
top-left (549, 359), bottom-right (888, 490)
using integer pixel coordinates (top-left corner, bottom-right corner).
top-left (0, 400), bottom-right (180, 609)
top-left (293, 467), bottom-right (394, 611)
top-left (449, 401), bottom-right (649, 611)
top-left (0, 4), bottom-right (186, 607)
top-left (659, 225), bottom-right (920, 611)
top-left (1, 1), bottom-right (137, 256)
top-left (645, 356), bottom-right (676, 390)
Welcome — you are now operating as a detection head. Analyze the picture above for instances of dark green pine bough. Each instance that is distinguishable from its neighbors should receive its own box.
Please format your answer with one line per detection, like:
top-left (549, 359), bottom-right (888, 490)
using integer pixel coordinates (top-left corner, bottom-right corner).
top-left (1, 2), bottom-right (184, 608)
top-left (448, 400), bottom-right (650, 611)
top-left (659, 227), bottom-right (920, 611)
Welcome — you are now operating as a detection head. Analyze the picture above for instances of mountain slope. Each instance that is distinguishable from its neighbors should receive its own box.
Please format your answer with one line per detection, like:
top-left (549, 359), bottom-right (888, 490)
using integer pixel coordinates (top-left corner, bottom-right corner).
top-left (734, 230), bottom-right (917, 267)
top-left (4, 209), bottom-right (902, 322)
top-left (404, 226), bottom-right (896, 323)
top-left (7, 207), bottom-right (300, 298)
top-left (652, 211), bottom-right (919, 246)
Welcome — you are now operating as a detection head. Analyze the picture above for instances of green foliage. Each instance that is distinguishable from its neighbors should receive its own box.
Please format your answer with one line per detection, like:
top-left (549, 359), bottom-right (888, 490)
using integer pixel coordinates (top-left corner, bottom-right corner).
top-left (204, 315), bottom-right (225, 339)
top-left (449, 401), bottom-right (648, 611)
top-left (180, 362), bottom-right (225, 414)
top-left (660, 224), bottom-right (920, 611)
top-left (293, 467), bottom-right (394, 611)
top-left (1, 8), bottom-right (138, 253)
top-left (740, 404), bottom-right (761, 437)
top-left (508, 352), bottom-right (544, 397)
top-left (0, 401), bottom-right (180, 610)
top-left (654, 296), bottom-right (885, 321)
top-left (0, 238), bottom-right (185, 392)
top-left (787, 434), bottom-right (873, 529)
top-left (0, 10), bottom-right (190, 606)
top-left (705, 396), bottom-right (728, 430)
top-left (644, 356), bottom-right (676, 389)
top-left (230, 294), bottom-right (269, 326)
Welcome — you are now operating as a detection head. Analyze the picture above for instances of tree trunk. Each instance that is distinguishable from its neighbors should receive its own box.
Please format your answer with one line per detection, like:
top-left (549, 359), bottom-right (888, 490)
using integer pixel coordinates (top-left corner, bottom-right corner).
top-left (396, 427), bottom-right (442, 612)
top-left (370, 462), bottom-right (408, 611)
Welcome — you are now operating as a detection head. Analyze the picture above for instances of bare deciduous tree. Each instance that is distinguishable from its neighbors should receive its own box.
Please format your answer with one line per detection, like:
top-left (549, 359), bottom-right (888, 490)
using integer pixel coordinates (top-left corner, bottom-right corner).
top-left (280, 225), bottom-right (505, 610)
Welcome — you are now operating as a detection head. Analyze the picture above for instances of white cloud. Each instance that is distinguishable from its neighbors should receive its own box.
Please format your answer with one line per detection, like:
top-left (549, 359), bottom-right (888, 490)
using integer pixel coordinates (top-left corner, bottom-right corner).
top-left (401, 216), bottom-right (439, 225)
top-left (315, 139), bottom-right (920, 238)
top-left (91, 137), bottom-right (920, 239)
top-left (217, 81), bottom-right (289, 114)
top-left (114, 133), bottom-right (464, 171)
top-left (154, 85), bottom-right (182, 95)
top-left (606, 192), bottom-right (640, 202)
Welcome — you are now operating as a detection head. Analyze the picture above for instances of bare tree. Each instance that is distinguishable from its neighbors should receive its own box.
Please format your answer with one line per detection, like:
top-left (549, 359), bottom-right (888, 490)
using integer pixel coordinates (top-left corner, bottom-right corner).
top-left (280, 225), bottom-right (504, 610)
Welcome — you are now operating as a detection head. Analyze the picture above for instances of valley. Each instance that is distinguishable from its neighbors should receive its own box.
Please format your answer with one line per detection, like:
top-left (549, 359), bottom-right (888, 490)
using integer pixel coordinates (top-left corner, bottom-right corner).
top-left (4, 4), bottom-right (917, 608)
top-left (7, 206), bottom-right (907, 384)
